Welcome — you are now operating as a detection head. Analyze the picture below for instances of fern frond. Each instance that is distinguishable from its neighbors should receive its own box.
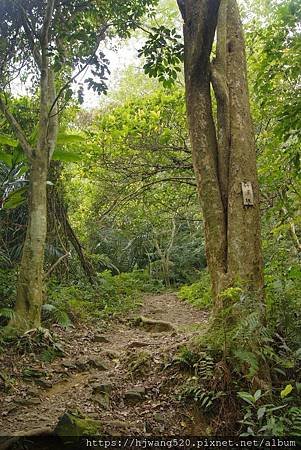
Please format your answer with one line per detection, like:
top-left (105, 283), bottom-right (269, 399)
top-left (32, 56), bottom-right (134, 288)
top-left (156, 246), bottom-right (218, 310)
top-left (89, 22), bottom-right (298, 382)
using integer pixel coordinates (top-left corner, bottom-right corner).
top-left (0, 308), bottom-right (15, 319)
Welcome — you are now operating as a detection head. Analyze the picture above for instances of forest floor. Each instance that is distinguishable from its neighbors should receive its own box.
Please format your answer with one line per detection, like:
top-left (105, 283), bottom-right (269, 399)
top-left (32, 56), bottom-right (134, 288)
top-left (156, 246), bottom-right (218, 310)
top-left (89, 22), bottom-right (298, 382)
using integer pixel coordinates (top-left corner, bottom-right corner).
top-left (0, 292), bottom-right (209, 438)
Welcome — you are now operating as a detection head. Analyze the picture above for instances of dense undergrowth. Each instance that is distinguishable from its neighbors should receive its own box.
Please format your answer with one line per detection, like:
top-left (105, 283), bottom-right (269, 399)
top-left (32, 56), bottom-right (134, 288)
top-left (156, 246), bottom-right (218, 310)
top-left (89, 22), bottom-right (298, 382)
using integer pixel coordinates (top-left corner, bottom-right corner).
top-left (174, 261), bottom-right (301, 436)
top-left (0, 244), bottom-right (300, 438)
top-left (0, 269), bottom-right (164, 330)
top-left (1, 257), bottom-right (299, 437)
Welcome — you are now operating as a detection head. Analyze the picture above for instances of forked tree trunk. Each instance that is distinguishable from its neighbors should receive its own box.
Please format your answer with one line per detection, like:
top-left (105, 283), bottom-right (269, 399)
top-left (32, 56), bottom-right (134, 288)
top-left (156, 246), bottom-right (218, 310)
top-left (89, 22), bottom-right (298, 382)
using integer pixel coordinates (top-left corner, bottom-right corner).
top-left (179, 0), bottom-right (264, 302)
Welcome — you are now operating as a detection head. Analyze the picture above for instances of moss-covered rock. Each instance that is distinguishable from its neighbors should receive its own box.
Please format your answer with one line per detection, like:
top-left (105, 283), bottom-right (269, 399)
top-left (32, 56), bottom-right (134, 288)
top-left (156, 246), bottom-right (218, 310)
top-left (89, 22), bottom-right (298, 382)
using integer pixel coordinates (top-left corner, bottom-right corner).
top-left (54, 410), bottom-right (102, 437)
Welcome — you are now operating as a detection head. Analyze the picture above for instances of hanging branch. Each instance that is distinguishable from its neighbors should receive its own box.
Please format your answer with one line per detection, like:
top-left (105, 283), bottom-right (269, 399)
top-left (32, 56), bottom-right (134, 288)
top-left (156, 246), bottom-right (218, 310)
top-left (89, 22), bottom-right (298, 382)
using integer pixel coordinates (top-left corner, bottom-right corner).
top-left (44, 252), bottom-right (71, 278)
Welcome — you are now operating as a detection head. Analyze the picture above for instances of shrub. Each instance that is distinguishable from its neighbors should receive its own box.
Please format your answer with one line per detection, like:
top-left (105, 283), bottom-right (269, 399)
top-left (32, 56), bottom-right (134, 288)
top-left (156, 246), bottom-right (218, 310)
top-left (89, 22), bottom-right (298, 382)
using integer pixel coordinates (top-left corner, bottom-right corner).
top-left (178, 270), bottom-right (212, 309)
top-left (0, 269), bottom-right (17, 327)
top-left (45, 269), bottom-right (162, 326)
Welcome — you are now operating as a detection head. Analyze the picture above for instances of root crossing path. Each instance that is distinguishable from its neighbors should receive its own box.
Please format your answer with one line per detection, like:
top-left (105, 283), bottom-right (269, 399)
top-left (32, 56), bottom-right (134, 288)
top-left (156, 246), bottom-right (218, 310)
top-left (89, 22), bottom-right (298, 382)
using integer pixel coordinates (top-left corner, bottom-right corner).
top-left (0, 293), bottom-right (209, 437)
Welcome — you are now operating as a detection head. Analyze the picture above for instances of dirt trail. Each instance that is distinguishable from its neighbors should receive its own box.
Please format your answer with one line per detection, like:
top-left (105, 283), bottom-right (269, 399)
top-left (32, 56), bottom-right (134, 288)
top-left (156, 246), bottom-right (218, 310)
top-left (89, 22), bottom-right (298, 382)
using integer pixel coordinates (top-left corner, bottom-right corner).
top-left (0, 293), bottom-right (209, 436)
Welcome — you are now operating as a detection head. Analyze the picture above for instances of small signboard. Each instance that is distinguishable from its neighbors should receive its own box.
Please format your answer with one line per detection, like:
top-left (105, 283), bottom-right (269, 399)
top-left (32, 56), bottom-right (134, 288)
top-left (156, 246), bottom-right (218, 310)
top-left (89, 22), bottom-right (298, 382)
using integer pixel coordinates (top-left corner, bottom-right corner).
top-left (241, 181), bottom-right (254, 206)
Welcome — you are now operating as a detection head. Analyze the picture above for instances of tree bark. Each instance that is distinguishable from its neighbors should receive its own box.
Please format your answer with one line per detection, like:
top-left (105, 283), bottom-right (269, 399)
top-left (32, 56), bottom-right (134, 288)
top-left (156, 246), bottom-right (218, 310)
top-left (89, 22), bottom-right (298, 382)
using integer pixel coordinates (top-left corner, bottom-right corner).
top-left (180, 0), bottom-right (264, 301)
top-left (225, 0), bottom-right (263, 293)
top-left (182, 0), bottom-right (228, 299)
top-left (11, 156), bottom-right (48, 329)
top-left (9, 0), bottom-right (57, 331)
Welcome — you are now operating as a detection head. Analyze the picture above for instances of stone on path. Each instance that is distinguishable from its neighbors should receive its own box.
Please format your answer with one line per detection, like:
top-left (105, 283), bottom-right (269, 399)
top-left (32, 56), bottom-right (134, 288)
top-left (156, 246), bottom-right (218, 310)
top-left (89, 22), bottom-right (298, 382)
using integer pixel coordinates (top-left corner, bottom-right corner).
top-left (54, 411), bottom-right (102, 437)
top-left (93, 334), bottom-right (110, 343)
top-left (124, 387), bottom-right (146, 404)
top-left (137, 316), bottom-right (175, 333)
top-left (92, 383), bottom-right (112, 395)
top-left (127, 341), bottom-right (149, 349)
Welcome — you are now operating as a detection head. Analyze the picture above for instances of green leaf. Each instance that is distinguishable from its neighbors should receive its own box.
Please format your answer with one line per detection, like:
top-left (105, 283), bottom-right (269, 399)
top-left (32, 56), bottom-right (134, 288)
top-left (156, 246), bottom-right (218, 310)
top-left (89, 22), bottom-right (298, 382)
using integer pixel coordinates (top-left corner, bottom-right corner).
top-left (52, 148), bottom-right (82, 162)
top-left (56, 132), bottom-right (85, 145)
top-left (0, 150), bottom-right (13, 166)
top-left (0, 133), bottom-right (18, 147)
top-left (238, 391), bottom-right (255, 406)
top-left (3, 187), bottom-right (27, 209)
top-left (289, 266), bottom-right (301, 280)
top-left (280, 384), bottom-right (293, 398)
top-left (254, 389), bottom-right (262, 401)
top-left (257, 406), bottom-right (266, 420)
top-left (0, 308), bottom-right (15, 319)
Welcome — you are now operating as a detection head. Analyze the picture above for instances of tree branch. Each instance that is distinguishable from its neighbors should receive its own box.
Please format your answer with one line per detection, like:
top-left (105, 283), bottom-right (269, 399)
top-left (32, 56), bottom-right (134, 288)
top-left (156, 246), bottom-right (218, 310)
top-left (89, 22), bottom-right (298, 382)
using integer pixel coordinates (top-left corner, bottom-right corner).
top-left (37, 0), bottom-right (55, 154)
top-left (0, 97), bottom-right (33, 159)
top-left (45, 252), bottom-right (70, 278)
top-left (49, 23), bottom-right (111, 116)
top-left (41, 0), bottom-right (55, 48)
top-left (19, 7), bottom-right (42, 69)
top-left (99, 177), bottom-right (196, 221)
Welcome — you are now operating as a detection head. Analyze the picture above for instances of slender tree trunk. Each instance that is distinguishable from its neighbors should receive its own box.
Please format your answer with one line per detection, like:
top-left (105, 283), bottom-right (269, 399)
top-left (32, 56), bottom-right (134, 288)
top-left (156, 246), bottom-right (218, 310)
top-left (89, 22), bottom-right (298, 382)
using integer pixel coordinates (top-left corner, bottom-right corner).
top-left (180, 0), bottom-right (264, 302)
top-left (11, 157), bottom-right (48, 329)
top-left (9, 0), bottom-right (57, 331)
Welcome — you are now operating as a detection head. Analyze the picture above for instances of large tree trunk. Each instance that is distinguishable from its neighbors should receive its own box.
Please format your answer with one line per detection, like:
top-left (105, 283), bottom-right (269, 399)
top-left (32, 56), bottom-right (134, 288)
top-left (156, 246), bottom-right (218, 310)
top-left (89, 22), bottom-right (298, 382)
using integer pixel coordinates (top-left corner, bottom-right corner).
top-left (225, 0), bottom-right (263, 293)
top-left (183, 0), bottom-right (228, 299)
top-left (180, 0), bottom-right (264, 302)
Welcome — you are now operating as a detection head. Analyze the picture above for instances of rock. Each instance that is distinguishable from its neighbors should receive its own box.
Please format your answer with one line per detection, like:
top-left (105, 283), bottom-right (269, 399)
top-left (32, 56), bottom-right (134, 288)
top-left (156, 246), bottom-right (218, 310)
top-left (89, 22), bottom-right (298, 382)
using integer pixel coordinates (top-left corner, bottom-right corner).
top-left (124, 391), bottom-right (142, 404)
top-left (75, 357), bottom-right (90, 370)
top-left (137, 316), bottom-right (175, 333)
top-left (92, 383), bottom-right (112, 395)
top-left (75, 356), bottom-right (108, 371)
top-left (91, 384), bottom-right (112, 409)
top-left (93, 334), bottom-right (110, 343)
top-left (26, 387), bottom-right (39, 397)
top-left (35, 379), bottom-right (53, 389)
top-left (93, 393), bottom-right (110, 408)
top-left (127, 341), bottom-right (149, 349)
top-left (15, 398), bottom-right (41, 406)
top-left (88, 357), bottom-right (109, 371)
top-left (61, 360), bottom-right (77, 369)
top-left (124, 387), bottom-right (146, 404)
top-left (54, 410), bottom-right (102, 437)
